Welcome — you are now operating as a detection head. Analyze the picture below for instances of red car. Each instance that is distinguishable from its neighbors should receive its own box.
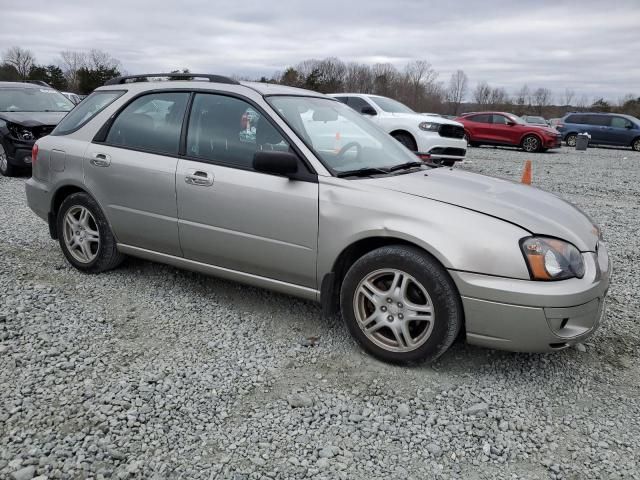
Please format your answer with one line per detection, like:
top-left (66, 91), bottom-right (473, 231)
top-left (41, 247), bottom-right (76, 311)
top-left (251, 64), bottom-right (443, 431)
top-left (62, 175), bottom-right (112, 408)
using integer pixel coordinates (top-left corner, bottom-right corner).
top-left (456, 112), bottom-right (561, 153)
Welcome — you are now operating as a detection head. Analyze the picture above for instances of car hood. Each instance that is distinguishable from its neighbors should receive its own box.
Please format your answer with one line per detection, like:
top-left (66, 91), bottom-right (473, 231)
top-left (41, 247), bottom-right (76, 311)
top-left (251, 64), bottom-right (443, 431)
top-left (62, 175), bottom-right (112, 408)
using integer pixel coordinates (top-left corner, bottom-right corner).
top-left (0, 111), bottom-right (68, 127)
top-left (382, 112), bottom-right (463, 126)
top-left (362, 168), bottom-right (599, 251)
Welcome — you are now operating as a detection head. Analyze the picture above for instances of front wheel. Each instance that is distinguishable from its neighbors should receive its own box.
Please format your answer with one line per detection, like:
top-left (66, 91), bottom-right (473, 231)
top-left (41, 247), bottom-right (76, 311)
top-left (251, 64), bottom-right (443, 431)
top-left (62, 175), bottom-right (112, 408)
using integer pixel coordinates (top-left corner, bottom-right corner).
top-left (521, 134), bottom-right (541, 153)
top-left (565, 133), bottom-right (577, 147)
top-left (57, 192), bottom-right (125, 273)
top-left (632, 137), bottom-right (640, 152)
top-left (0, 143), bottom-right (16, 177)
top-left (340, 246), bottom-right (463, 364)
top-left (392, 132), bottom-right (417, 152)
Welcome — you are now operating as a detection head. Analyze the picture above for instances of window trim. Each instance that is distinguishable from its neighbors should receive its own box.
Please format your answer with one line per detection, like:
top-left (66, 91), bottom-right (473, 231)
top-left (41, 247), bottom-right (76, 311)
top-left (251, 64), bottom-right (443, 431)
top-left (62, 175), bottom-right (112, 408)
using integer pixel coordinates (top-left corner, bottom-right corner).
top-left (51, 89), bottom-right (126, 136)
top-left (92, 88), bottom-right (318, 182)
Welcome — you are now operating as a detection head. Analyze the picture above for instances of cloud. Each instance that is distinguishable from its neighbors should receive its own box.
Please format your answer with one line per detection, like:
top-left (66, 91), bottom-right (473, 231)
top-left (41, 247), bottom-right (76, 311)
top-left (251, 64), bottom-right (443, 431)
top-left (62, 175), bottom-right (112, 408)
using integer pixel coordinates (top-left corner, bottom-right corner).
top-left (1, 0), bottom-right (638, 100)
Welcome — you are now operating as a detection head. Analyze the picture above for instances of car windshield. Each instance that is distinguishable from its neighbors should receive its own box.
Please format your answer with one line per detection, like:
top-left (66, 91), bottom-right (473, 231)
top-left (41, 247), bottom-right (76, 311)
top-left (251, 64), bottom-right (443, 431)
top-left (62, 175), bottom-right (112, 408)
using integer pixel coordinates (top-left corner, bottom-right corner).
top-left (0, 87), bottom-right (75, 112)
top-left (267, 96), bottom-right (419, 174)
top-left (369, 96), bottom-right (414, 114)
top-left (526, 116), bottom-right (546, 124)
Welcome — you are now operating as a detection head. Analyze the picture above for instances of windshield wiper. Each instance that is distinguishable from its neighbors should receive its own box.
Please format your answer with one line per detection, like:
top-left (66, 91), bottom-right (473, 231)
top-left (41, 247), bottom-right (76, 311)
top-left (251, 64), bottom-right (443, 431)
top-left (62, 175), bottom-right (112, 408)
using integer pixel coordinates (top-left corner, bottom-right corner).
top-left (387, 161), bottom-right (425, 172)
top-left (336, 167), bottom-right (390, 178)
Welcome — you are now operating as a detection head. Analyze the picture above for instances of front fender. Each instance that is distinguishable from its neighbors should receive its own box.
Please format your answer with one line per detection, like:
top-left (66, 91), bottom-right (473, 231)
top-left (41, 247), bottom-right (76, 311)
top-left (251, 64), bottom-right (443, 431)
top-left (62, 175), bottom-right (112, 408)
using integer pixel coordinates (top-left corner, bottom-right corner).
top-left (317, 177), bottom-right (532, 286)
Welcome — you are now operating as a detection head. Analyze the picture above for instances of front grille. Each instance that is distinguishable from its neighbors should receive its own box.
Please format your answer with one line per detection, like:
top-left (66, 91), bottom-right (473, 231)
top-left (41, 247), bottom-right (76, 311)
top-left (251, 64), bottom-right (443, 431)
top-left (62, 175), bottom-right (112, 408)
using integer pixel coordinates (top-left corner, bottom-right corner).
top-left (438, 124), bottom-right (465, 139)
top-left (33, 125), bottom-right (55, 139)
top-left (428, 147), bottom-right (466, 157)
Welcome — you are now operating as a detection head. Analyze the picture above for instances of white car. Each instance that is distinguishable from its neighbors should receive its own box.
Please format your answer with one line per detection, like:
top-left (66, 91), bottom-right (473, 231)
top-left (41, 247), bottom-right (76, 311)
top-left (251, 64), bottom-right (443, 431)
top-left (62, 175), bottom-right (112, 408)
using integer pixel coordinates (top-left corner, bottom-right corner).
top-left (330, 93), bottom-right (467, 165)
top-left (61, 92), bottom-right (82, 105)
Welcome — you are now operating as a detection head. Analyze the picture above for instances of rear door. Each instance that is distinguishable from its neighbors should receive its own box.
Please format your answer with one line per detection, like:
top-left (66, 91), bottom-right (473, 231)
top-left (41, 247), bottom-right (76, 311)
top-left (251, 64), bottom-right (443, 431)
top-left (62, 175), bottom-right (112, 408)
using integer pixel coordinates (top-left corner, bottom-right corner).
top-left (586, 115), bottom-right (611, 144)
top-left (175, 93), bottom-right (319, 288)
top-left (86, 91), bottom-right (190, 256)
top-left (465, 114), bottom-right (492, 141)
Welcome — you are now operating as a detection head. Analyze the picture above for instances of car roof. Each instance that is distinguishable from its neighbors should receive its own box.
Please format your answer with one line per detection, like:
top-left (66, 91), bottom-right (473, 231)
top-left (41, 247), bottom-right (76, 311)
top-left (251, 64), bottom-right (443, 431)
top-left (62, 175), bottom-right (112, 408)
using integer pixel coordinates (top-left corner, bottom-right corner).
top-left (0, 81), bottom-right (42, 89)
top-left (565, 111), bottom-right (636, 120)
top-left (95, 76), bottom-right (328, 99)
top-left (330, 93), bottom-right (388, 99)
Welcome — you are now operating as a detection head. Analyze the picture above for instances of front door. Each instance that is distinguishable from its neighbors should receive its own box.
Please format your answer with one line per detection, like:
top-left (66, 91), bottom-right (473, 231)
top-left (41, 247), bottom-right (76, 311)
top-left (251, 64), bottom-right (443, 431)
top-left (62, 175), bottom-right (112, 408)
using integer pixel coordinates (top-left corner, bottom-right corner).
top-left (86, 91), bottom-right (190, 256)
top-left (175, 93), bottom-right (319, 288)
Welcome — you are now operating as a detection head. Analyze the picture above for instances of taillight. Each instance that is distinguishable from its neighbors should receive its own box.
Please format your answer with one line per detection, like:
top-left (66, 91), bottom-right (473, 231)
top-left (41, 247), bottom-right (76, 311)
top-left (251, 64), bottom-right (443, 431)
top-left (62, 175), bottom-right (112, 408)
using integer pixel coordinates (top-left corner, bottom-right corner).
top-left (32, 143), bottom-right (39, 165)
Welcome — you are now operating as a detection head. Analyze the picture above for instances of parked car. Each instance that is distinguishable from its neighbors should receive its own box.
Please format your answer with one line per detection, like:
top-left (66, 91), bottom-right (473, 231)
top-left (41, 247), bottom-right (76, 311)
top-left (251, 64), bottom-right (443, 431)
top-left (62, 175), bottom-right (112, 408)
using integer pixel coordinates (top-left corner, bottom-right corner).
top-left (556, 112), bottom-right (640, 151)
top-left (26, 73), bottom-right (610, 364)
top-left (456, 111), bottom-right (562, 153)
top-left (0, 81), bottom-right (75, 176)
top-left (523, 115), bottom-right (550, 126)
top-left (329, 93), bottom-right (467, 165)
top-left (61, 92), bottom-right (83, 105)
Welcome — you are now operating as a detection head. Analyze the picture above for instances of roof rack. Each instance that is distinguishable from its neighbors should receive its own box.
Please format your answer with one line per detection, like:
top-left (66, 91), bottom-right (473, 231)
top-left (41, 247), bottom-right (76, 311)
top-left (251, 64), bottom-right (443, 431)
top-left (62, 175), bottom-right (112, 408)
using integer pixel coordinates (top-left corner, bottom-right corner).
top-left (104, 73), bottom-right (240, 86)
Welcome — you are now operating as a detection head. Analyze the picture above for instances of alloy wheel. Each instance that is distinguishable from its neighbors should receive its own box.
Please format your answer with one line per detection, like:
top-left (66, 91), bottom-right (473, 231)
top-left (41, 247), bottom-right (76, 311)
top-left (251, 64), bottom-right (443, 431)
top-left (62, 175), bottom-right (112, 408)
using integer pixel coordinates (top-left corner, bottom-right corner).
top-left (633, 138), bottom-right (640, 152)
top-left (353, 268), bottom-right (435, 353)
top-left (566, 135), bottom-right (577, 147)
top-left (62, 206), bottom-right (100, 264)
top-left (522, 136), bottom-right (539, 152)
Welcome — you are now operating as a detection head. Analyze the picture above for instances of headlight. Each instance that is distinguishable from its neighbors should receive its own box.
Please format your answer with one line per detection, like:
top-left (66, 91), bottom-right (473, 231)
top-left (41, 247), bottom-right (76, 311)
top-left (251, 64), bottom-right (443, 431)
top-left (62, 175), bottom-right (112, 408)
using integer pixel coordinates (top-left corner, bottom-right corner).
top-left (419, 122), bottom-right (439, 132)
top-left (520, 236), bottom-right (585, 280)
top-left (7, 123), bottom-right (35, 141)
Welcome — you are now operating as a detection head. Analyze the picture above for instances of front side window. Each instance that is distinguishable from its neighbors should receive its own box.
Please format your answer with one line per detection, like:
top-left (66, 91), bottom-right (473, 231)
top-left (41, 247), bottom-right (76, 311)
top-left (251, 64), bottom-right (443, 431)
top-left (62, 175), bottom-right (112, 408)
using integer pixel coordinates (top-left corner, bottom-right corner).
top-left (0, 87), bottom-right (74, 113)
top-left (368, 96), bottom-right (414, 114)
top-left (105, 92), bottom-right (189, 155)
top-left (186, 93), bottom-right (289, 169)
top-left (347, 97), bottom-right (373, 114)
top-left (268, 96), bottom-right (417, 174)
top-left (492, 114), bottom-right (509, 125)
top-left (53, 90), bottom-right (125, 136)
top-left (610, 117), bottom-right (632, 129)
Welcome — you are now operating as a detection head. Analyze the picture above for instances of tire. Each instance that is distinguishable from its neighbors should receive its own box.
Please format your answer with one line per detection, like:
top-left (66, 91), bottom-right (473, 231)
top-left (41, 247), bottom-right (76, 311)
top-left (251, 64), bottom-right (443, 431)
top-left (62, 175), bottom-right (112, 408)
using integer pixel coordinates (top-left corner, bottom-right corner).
top-left (56, 192), bottom-right (124, 273)
top-left (392, 132), bottom-right (417, 152)
top-left (463, 133), bottom-right (479, 148)
top-left (0, 142), bottom-right (16, 177)
top-left (521, 134), bottom-right (541, 153)
top-left (565, 133), bottom-right (577, 147)
top-left (340, 245), bottom-right (463, 364)
top-left (632, 137), bottom-right (640, 152)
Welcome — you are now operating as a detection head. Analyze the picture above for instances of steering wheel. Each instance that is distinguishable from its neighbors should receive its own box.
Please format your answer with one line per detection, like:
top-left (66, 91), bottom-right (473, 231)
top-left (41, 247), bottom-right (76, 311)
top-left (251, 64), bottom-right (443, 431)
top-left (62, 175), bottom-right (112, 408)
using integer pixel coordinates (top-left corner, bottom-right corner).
top-left (336, 141), bottom-right (362, 162)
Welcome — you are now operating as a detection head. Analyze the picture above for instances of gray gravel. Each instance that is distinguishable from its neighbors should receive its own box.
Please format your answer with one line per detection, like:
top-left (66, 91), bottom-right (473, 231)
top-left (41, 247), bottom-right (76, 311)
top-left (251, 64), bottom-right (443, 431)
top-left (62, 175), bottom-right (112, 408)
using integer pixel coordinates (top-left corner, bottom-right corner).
top-left (1, 144), bottom-right (639, 480)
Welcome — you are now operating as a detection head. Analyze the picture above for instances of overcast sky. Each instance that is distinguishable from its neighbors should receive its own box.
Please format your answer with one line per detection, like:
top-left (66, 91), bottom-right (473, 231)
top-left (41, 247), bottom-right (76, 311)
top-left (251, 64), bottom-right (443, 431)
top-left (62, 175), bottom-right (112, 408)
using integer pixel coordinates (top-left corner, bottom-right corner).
top-left (2, 0), bottom-right (639, 101)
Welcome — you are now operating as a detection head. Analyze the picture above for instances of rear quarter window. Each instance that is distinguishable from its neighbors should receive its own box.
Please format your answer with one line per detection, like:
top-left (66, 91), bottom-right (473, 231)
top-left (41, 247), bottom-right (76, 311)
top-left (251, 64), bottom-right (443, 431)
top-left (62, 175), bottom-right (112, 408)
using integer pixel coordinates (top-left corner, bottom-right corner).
top-left (52, 90), bottom-right (125, 136)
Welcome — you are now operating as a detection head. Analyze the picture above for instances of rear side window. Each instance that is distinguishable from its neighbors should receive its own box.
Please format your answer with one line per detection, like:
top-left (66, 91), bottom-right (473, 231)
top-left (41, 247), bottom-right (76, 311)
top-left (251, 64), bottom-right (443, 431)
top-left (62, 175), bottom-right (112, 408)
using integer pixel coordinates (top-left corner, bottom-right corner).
top-left (565, 114), bottom-right (586, 124)
top-left (347, 97), bottom-right (372, 113)
top-left (468, 114), bottom-right (491, 123)
top-left (186, 93), bottom-right (289, 169)
top-left (105, 92), bottom-right (189, 155)
top-left (52, 90), bottom-right (125, 136)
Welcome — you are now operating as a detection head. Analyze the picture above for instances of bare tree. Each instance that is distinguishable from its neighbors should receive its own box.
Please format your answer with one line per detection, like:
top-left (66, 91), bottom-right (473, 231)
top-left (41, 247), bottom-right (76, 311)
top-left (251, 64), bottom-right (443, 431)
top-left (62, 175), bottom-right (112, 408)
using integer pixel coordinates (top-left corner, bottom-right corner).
top-left (404, 60), bottom-right (437, 106)
top-left (562, 88), bottom-right (575, 107)
top-left (87, 49), bottom-right (121, 70)
top-left (473, 81), bottom-right (492, 105)
top-left (513, 84), bottom-right (530, 114)
top-left (489, 87), bottom-right (510, 109)
top-left (3, 46), bottom-right (35, 80)
top-left (60, 50), bottom-right (87, 91)
top-left (344, 62), bottom-right (374, 93)
top-left (532, 87), bottom-right (553, 115)
top-left (446, 70), bottom-right (468, 115)
top-left (576, 94), bottom-right (589, 110)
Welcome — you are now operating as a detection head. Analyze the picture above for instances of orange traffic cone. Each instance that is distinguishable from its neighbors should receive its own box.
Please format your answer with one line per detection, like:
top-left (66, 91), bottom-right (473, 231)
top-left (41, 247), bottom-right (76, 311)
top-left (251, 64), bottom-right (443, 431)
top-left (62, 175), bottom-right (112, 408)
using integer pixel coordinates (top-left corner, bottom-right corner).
top-left (334, 132), bottom-right (341, 153)
top-left (521, 160), bottom-right (532, 185)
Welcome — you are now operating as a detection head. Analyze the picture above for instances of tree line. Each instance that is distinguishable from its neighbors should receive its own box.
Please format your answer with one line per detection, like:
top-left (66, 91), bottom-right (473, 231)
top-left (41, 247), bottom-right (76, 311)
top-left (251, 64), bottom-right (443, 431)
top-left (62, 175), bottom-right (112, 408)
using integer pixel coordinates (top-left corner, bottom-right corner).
top-left (0, 46), bottom-right (121, 94)
top-left (2, 47), bottom-right (638, 118)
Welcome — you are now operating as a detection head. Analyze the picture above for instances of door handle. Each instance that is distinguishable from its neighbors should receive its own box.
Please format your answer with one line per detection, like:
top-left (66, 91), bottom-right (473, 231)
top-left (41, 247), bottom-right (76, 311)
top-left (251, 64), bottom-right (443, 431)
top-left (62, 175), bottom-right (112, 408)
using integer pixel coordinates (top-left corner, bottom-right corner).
top-left (185, 170), bottom-right (214, 186)
top-left (90, 152), bottom-right (111, 167)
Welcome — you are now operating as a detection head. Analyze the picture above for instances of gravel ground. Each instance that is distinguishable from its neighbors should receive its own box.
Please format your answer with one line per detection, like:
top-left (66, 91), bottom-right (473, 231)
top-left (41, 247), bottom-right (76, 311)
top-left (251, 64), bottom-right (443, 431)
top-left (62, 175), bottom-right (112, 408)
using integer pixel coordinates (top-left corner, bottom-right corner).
top-left (1, 144), bottom-right (639, 480)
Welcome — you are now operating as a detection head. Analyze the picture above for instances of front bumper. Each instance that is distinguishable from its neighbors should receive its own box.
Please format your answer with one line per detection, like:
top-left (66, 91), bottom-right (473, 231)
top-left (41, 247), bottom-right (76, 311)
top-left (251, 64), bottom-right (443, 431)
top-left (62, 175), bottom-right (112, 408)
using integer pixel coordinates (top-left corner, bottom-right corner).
top-left (543, 135), bottom-right (562, 149)
top-left (2, 136), bottom-right (35, 167)
top-left (450, 243), bottom-right (610, 352)
top-left (416, 133), bottom-right (467, 160)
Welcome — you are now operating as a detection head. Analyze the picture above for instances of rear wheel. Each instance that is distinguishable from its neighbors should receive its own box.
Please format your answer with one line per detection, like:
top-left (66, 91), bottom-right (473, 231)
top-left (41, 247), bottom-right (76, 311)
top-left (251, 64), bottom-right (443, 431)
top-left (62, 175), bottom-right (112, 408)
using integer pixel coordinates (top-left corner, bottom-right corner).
top-left (521, 135), bottom-right (541, 153)
top-left (632, 137), bottom-right (640, 152)
top-left (340, 245), bottom-right (462, 364)
top-left (565, 133), bottom-right (577, 147)
top-left (57, 192), bottom-right (124, 273)
top-left (0, 143), bottom-right (16, 177)
top-left (392, 132), bottom-right (417, 152)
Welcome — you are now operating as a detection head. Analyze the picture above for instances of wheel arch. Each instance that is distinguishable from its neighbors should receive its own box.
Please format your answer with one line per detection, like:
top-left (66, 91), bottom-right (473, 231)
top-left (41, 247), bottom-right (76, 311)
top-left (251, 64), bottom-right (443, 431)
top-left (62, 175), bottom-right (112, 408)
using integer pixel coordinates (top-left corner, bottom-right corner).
top-left (389, 129), bottom-right (418, 150)
top-left (320, 235), bottom-right (452, 316)
top-left (49, 183), bottom-right (94, 239)
top-left (630, 135), bottom-right (640, 149)
top-left (519, 131), bottom-right (544, 146)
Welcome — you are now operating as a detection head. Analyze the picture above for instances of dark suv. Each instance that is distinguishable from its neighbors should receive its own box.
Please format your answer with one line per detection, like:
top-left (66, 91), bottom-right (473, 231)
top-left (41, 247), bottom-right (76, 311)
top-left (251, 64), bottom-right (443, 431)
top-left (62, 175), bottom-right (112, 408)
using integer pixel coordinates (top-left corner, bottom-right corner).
top-left (0, 82), bottom-right (75, 176)
top-left (557, 112), bottom-right (640, 151)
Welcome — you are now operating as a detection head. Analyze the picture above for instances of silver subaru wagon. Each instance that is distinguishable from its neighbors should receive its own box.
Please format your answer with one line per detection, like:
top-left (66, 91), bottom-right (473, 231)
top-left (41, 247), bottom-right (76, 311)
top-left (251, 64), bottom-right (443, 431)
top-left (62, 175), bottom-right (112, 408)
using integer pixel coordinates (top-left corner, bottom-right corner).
top-left (25, 74), bottom-right (610, 364)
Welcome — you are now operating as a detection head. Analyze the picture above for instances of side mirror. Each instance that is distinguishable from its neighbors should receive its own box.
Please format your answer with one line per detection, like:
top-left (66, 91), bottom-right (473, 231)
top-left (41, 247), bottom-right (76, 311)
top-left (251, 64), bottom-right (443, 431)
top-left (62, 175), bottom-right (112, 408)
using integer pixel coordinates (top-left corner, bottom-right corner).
top-left (507, 120), bottom-right (516, 126)
top-left (626, 124), bottom-right (634, 129)
top-left (253, 151), bottom-right (299, 177)
top-left (360, 105), bottom-right (377, 116)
